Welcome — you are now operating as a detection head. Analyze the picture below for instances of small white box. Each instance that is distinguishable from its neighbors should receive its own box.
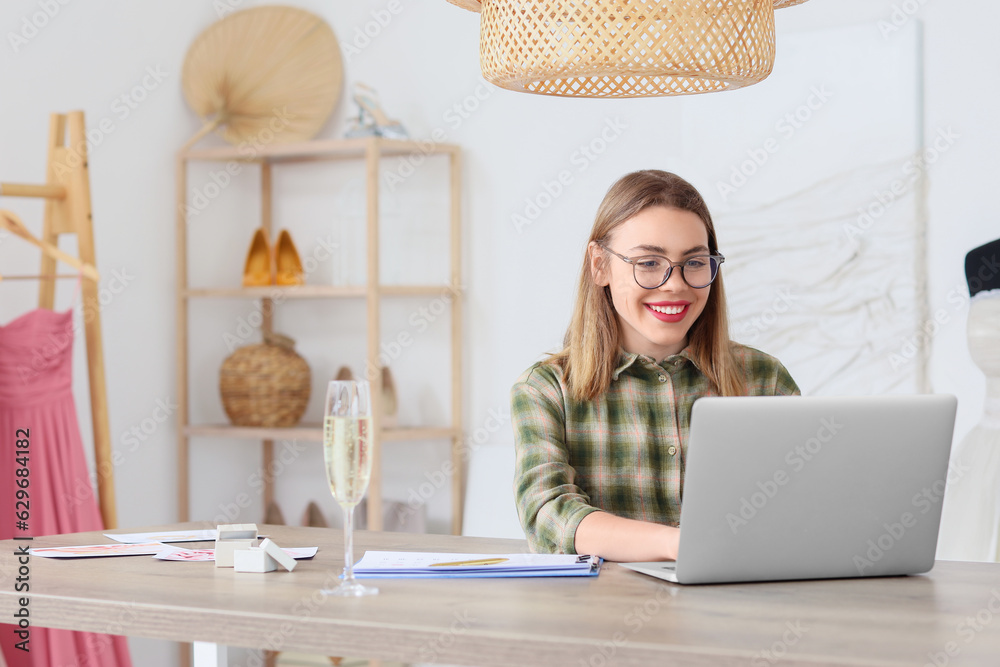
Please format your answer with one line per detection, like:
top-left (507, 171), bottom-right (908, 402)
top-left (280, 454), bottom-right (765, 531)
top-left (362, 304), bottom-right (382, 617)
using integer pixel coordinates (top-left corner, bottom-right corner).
top-left (233, 547), bottom-right (277, 573)
top-left (260, 538), bottom-right (297, 572)
top-left (216, 524), bottom-right (258, 540)
top-left (215, 539), bottom-right (255, 568)
top-left (215, 524), bottom-right (259, 568)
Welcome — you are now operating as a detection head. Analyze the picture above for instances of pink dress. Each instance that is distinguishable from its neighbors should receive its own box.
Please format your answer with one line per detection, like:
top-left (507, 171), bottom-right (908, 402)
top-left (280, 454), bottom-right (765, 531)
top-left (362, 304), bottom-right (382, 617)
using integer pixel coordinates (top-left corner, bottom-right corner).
top-left (0, 308), bottom-right (132, 666)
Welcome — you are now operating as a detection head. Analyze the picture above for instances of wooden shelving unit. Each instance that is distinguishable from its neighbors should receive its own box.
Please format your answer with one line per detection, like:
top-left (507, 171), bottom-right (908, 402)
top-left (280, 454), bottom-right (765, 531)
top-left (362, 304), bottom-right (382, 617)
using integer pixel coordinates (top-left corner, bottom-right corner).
top-left (175, 137), bottom-right (464, 533)
top-left (182, 284), bottom-right (451, 298)
top-left (182, 424), bottom-right (461, 443)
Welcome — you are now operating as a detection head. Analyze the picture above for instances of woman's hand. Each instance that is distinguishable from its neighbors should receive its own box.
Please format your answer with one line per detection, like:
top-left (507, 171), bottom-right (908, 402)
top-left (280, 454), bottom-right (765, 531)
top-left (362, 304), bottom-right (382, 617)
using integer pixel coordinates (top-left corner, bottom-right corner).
top-left (574, 511), bottom-right (680, 562)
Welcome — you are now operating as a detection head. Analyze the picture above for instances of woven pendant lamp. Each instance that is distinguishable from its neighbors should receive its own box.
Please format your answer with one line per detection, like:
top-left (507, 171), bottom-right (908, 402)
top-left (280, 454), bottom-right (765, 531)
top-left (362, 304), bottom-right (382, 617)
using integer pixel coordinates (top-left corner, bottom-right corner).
top-left (182, 6), bottom-right (343, 147)
top-left (446, 0), bottom-right (810, 97)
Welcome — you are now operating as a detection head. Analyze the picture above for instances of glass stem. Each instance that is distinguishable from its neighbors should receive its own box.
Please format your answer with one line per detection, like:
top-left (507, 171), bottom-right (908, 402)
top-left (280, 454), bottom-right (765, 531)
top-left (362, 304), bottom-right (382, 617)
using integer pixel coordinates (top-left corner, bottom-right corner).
top-left (343, 504), bottom-right (355, 584)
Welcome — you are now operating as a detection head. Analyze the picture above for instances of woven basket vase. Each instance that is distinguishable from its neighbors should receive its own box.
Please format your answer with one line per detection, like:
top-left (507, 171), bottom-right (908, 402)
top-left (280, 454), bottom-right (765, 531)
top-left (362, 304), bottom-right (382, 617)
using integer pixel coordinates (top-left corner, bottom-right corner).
top-left (220, 333), bottom-right (311, 427)
top-left (479, 0), bottom-right (777, 97)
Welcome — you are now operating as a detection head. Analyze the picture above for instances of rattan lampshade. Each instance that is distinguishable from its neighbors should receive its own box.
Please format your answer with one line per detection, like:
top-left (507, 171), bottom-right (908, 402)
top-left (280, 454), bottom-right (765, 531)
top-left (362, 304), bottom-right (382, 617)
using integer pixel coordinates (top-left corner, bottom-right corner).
top-left (449, 0), bottom-right (810, 98)
top-left (448, 1), bottom-right (811, 13)
top-left (182, 6), bottom-right (343, 146)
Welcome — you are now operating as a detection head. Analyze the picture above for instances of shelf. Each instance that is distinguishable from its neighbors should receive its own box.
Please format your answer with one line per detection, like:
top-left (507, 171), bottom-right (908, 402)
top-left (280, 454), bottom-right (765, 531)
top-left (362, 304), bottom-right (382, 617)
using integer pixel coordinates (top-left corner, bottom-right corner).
top-left (185, 286), bottom-right (365, 299)
top-left (177, 135), bottom-right (464, 533)
top-left (382, 427), bottom-right (462, 442)
top-left (183, 284), bottom-right (461, 299)
top-left (180, 136), bottom-right (460, 163)
top-left (185, 424), bottom-right (460, 443)
top-left (382, 285), bottom-right (462, 297)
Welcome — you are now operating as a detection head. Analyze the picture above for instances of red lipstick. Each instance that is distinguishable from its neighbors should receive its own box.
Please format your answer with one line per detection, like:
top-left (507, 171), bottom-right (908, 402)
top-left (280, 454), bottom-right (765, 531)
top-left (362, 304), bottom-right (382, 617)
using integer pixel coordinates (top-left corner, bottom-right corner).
top-left (644, 301), bottom-right (690, 323)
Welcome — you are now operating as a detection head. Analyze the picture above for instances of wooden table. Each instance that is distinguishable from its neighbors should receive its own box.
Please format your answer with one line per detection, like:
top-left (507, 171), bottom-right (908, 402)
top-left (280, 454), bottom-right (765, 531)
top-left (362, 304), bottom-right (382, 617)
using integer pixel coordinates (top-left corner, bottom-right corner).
top-left (3, 522), bottom-right (1000, 666)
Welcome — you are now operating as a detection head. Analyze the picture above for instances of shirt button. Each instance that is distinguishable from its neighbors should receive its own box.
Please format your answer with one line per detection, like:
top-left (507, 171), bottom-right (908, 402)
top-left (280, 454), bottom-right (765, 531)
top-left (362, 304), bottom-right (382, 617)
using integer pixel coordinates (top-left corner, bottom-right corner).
top-left (668, 446), bottom-right (677, 456)
top-left (658, 375), bottom-right (666, 382)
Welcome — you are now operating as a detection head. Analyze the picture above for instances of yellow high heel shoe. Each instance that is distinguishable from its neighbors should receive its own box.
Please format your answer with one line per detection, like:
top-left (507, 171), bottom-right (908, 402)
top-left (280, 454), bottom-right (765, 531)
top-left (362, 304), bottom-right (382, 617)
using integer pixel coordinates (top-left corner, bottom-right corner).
top-left (275, 229), bottom-right (305, 286)
top-left (242, 227), bottom-right (273, 287)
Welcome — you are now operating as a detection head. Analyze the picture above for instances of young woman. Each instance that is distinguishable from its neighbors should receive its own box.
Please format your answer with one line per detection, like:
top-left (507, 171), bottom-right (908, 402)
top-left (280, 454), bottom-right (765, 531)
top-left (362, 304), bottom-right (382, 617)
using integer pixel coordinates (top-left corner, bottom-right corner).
top-left (511, 170), bottom-right (800, 562)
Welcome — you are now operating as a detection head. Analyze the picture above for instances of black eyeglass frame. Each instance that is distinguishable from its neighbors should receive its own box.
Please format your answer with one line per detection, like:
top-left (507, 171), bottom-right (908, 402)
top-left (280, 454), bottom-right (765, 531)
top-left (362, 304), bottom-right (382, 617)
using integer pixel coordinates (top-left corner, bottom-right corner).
top-left (599, 243), bottom-right (726, 290)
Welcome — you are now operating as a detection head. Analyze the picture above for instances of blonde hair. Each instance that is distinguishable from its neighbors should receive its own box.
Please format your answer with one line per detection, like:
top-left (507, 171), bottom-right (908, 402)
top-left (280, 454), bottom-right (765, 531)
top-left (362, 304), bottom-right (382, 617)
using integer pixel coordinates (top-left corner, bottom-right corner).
top-left (549, 170), bottom-right (744, 401)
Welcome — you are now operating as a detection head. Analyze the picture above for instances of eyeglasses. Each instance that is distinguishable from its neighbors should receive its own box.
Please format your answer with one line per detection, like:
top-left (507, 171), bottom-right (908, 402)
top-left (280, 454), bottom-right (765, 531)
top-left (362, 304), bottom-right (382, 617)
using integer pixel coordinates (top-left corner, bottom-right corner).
top-left (599, 243), bottom-right (725, 289)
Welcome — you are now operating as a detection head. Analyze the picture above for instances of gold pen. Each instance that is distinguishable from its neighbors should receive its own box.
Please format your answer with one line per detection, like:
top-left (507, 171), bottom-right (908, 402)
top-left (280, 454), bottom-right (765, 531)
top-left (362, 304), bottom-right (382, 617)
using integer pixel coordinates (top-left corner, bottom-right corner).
top-left (430, 557), bottom-right (510, 567)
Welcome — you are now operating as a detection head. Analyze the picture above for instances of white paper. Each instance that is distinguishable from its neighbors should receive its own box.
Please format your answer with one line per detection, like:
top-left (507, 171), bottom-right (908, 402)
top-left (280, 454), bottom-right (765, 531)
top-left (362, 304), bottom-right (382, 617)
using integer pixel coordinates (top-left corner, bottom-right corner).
top-left (104, 529), bottom-right (218, 544)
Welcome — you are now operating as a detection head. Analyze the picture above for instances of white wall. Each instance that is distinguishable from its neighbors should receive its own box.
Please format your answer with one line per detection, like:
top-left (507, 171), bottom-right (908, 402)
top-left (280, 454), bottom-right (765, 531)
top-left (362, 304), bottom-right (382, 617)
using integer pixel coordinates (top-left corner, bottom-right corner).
top-left (1, 0), bottom-right (997, 663)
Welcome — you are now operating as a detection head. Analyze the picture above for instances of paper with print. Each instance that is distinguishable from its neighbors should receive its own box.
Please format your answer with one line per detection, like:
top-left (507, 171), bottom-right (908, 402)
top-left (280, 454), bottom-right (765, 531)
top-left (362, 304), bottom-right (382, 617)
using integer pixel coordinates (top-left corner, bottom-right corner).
top-left (30, 542), bottom-right (166, 558)
top-left (153, 546), bottom-right (318, 561)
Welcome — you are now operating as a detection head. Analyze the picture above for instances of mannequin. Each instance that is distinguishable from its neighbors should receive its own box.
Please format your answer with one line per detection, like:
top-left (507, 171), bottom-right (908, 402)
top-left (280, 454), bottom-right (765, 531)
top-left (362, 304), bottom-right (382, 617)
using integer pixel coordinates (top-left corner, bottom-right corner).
top-left (937, 238), bottom-right (1000, 561)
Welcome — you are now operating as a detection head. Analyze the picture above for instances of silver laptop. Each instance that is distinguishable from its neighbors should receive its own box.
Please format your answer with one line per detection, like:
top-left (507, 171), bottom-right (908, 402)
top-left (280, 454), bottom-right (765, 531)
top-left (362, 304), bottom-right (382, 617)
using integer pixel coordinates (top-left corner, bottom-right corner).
top-left (620, 394), bottom-right (957, 585)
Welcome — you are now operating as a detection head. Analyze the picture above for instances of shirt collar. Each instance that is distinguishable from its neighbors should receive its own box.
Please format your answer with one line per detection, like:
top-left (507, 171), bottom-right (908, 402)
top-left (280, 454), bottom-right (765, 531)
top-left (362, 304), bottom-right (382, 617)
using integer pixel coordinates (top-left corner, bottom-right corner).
top-left (612, 347), bottom-right (699, 380)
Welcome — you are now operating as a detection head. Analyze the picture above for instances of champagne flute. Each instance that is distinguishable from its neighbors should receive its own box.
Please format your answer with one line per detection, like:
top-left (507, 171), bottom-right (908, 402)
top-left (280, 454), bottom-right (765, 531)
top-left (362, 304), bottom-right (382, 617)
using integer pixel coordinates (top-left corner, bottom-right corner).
top-left (322, 380), bottom-right (378, 597)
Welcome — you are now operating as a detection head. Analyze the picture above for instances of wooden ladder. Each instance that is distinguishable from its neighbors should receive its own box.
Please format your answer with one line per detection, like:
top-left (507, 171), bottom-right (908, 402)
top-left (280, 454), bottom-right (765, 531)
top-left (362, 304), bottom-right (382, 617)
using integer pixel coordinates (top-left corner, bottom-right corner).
top-left (0, 110), bottom-right (117, 528)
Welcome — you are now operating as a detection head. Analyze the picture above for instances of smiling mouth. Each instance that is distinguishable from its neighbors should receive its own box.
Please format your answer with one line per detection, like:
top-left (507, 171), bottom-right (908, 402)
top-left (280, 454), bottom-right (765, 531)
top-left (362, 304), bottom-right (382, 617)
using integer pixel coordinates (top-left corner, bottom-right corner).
top-left (646, 304), bottom-right (687, 315)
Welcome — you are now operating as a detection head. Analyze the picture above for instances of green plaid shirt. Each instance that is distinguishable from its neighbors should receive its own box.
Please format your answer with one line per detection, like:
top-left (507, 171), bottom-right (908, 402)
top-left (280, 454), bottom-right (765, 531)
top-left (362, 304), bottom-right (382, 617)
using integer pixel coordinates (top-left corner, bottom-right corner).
top-left (511, 344), bottom-right (800, 554)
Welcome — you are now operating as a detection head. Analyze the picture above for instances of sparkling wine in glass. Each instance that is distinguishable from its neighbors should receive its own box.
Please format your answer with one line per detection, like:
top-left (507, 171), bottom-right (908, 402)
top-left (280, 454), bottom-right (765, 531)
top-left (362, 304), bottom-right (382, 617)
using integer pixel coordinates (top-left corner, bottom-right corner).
top-left (322, 380), bottom-right (378, 597)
